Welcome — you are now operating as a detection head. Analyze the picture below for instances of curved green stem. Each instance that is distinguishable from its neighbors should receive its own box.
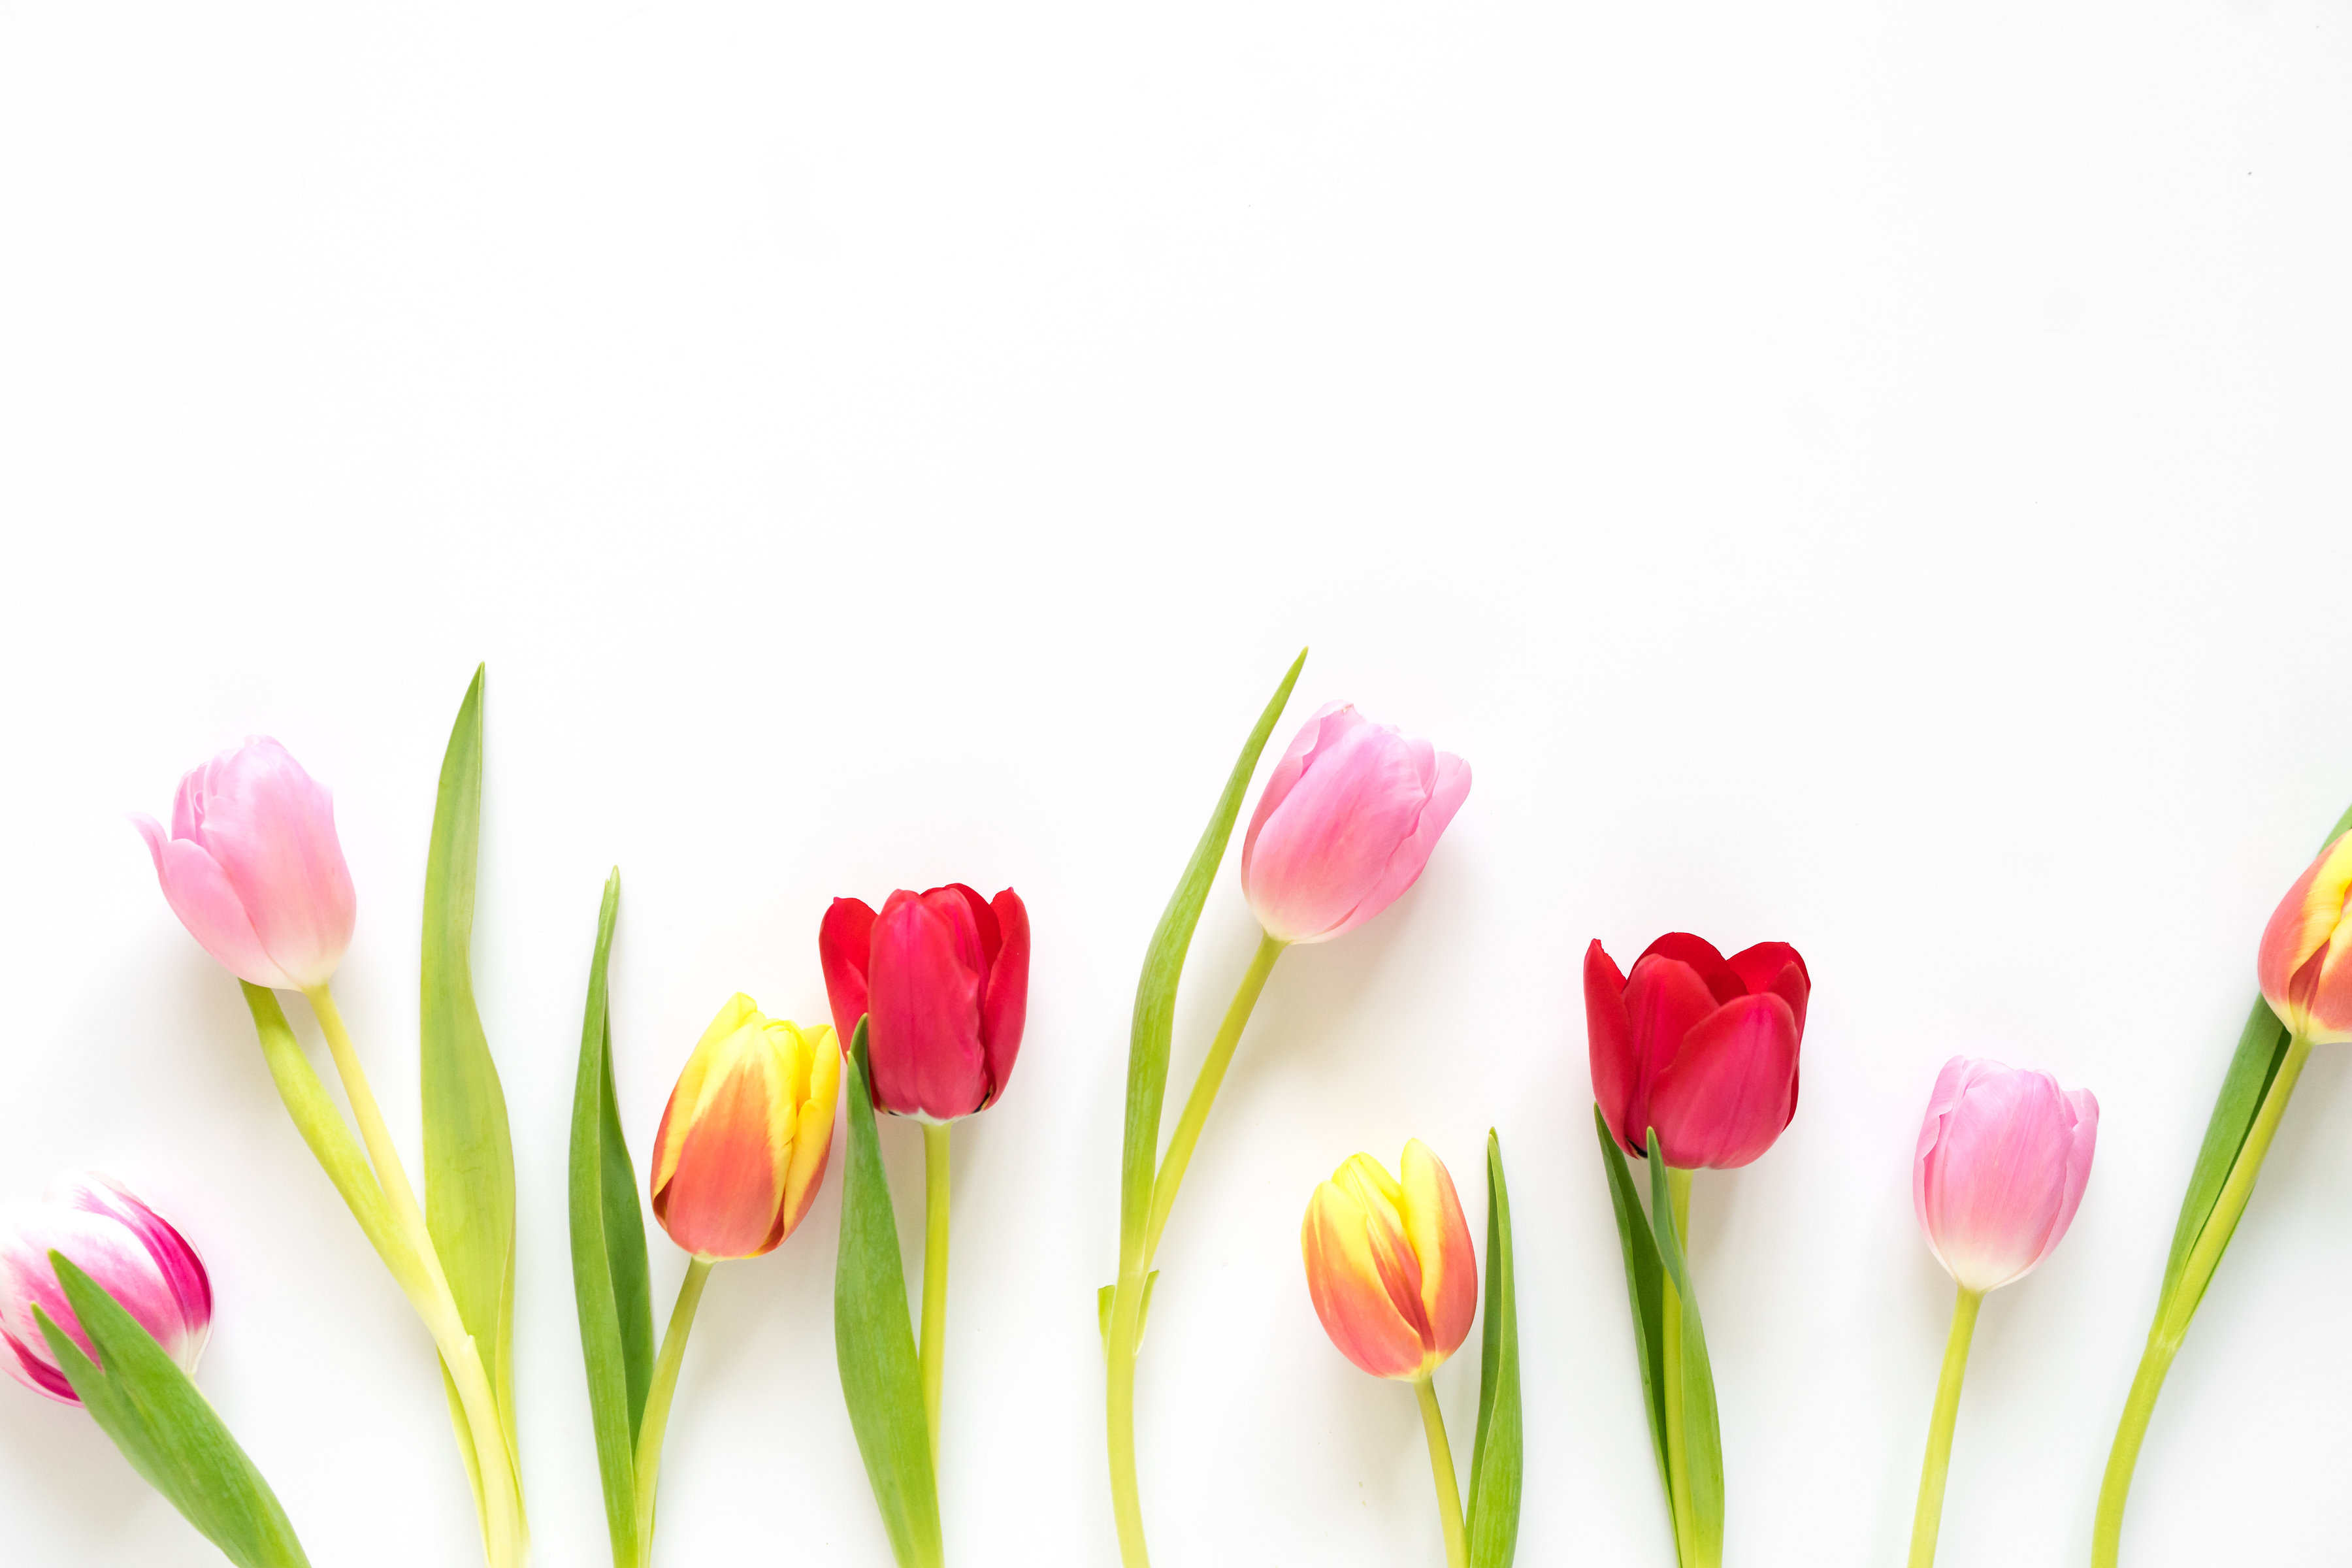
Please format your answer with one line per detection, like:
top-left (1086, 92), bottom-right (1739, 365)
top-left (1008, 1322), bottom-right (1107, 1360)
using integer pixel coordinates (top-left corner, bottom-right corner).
top-left (1661, 1168), bottom-right (1695, 1565)
top-left (1145, 933), bottom-right (1286, 1258)
top-left (1907, 1286), bottom-right (1983, 1568)
top-left (1414, 1375), bottom-right (1470, 1568)
top-left (921, 1121), bottom-right (952, 1465)
top-left (304, 984), bottom-right (525, 1568)
top-left (634, 1258), bottom-right (715, 1566)
top-left (2094, 1033), bottom-right (2312, 1567)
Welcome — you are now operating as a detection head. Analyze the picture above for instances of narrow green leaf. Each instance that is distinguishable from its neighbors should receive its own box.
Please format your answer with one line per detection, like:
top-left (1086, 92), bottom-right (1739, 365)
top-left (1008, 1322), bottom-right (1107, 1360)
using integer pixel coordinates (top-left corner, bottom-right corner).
top-left (1593, 1107), bottom-right (1672, 1516)
top-left (1095, 1272), bottom-right (1160, 1348)
top-left (39, 1257), bottom-right (310, 1568)
top-left (1646, 1133), bottom-right (1723, 1566)
top-left (1465, 1130), bottom-right (1522, 1568)
top-left (569, 870), bottom-right (655, 1567)
top-left (1117, 650), bottom-right (1305, 1268)
top-left (421, 664), bottom-right (520, 1456)
top-left (835, 1021), bottom-right (944, 1568)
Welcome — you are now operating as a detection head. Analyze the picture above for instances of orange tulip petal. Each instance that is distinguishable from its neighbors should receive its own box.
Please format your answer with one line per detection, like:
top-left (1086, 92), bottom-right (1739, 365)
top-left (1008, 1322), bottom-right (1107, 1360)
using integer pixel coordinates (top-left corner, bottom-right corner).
top-left (1301, 1181), bottom-right (1428, 1379)
top-left (1397, 1139), bottom-right (1477, 1363)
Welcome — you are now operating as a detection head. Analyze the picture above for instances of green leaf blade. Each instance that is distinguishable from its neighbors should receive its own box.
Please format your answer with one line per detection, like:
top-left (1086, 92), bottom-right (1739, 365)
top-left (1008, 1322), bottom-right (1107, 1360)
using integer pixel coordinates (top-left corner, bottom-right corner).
top-left (568, 870), bottom-right (652, 1567)
top-left (834, 1021), bottom-right (944, 1568)
top-left (420, 664), bottom-right (520, 1454)
top-left (41, 1257), bottom-right (310, 1568)
top-left (1594, 1106), bottom-right (1672, 1513)
top-left (1465, 1130), bottom-right (1522, 1568)
top-left (1646, 1134), bottom-right (1723, 1567)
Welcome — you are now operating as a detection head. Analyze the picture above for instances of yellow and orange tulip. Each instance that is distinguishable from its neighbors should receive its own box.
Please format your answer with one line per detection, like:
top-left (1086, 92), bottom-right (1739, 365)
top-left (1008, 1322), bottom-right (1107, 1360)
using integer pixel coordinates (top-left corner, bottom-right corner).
top-left (1300, 1139), bottom-right (1476, 1381)
top-left (2259, 830), bottom-right (2352, 1045)
top-left (650, 996), bottom-right (841, 1260)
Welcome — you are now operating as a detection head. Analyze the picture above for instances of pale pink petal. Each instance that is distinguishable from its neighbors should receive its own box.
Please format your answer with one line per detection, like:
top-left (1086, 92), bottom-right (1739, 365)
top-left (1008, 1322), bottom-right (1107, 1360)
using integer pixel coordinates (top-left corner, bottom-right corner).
top-left (134, 815), bottom-right (294, 988)
top-left (1315, 751), bottom-right (1473, 943)
top-left (1242, 719), bottom-right (1437, 943)
top-left (185, 740), bottom-right (354, 990)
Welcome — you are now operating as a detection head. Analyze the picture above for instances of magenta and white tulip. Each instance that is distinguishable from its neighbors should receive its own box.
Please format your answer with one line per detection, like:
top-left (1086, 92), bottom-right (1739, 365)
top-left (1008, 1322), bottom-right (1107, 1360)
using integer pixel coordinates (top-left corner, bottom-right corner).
top-left (133, 738), bottom-right (355, 991)
top-left (0, 1174), bottom-right (212, 1405)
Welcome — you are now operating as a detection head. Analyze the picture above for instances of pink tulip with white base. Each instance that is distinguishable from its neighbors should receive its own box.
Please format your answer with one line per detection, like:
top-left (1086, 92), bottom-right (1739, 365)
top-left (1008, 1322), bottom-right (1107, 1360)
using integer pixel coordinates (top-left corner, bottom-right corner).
top-left (0, 1174), bottom-right (211, 1405)
top-left (1906, 1057), bottom-right (2099, 1568)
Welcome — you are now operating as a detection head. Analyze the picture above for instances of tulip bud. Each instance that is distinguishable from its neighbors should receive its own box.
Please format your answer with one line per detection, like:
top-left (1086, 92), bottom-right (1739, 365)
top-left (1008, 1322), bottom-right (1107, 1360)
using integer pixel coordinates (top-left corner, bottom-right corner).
top-left (132, 738), bottom-right (357, 991)
top-left (1914, 1057), bottom-right (2098, 1293)
top-left (1240, 704), bottom-right (1471, 946)
top-left (649, 997), bottom-right (841, 1261)
top-left (2257, 831), bottom-right (2352, 1046)
top-left (0, 1174), bottom-right (212, 1404)
top-left (819, 885), bottom-right (1030, 1121)
top-left (1300, 1140), bottom-right (1477, 1382)
top-left (1586, 932), bottom-right (1809, 1170)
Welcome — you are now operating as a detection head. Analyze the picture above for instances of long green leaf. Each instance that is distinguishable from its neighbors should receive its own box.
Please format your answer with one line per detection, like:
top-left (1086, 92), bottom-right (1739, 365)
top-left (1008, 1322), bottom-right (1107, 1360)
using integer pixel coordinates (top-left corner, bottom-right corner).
top-left (421, 665), bottom-right (520, 1460)
top-left (835, 1021), bottom-right (944, 1568)
top-left (1594, 1107), bottom-right (1672, 1520)
top-left (1647, 1133), bottom-right (1723, 1567)
top-left (569, 870), bottom-right (655, 1567)
top-left (39, 1256), bottom-right (310, 1568)
top-left (1465, 1130), bottom-right (1522, 1568)
top-left (1115, 650), bottom-right (1305, 1271)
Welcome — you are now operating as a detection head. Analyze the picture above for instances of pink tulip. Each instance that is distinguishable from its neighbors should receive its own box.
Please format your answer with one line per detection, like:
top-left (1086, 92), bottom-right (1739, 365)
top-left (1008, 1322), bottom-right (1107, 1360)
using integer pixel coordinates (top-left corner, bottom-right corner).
top-left (2257, 830), bottom-right (2352, 1046)
top-left (133, 738), bottom-right (355, 990)
top-left (0, 1174), bottom-right (212, 1403)
top-left (1914, 1057), bottom-right (2098, 1294)
top-left (1239, 704), bottom-right (1471, 946)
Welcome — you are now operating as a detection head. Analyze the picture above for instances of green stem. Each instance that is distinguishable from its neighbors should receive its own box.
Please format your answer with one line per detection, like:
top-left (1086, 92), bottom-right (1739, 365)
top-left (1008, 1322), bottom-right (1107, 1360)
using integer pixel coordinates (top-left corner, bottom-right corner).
top-left (2094, 1034), bottom-right (2313, 1567)
top-left (304, 984), bottom-right (525, 1568)
top-left (633, 1258), bottom-right (715, 1567)
top-left (1661, 1168), bottom-right (1696, 1566)
top-left (1107, 932), bottom-right (1287, 1568)
top-left (921, 1121), bottom-right (952, 1467)
top-left (1414, 1375), bottom-right (1471, 1568)
top-left (1906, 1286), bottom-right (1983, 1568)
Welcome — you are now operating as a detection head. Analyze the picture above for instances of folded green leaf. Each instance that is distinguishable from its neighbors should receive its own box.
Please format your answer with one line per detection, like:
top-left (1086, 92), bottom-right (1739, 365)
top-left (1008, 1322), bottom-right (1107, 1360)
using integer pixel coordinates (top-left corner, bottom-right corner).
top-left (1465, 1130), bottom-right (1522, 1568)
top-left (1117, 650), bottom-right (1306, 1267)
top-left (39, 1256), bottom-right (310, 1568)
top-left (421, 664), bottom-right (520, 1465)
top-left (570, 870), bottom-right (655, 1567)
top-left (1646, 1132), bottom-right (1723, 1567)
top-left (1594, 1107), bottom-right (1671, 1516)
top-left (836, 1021), bottom-right (944, 1568)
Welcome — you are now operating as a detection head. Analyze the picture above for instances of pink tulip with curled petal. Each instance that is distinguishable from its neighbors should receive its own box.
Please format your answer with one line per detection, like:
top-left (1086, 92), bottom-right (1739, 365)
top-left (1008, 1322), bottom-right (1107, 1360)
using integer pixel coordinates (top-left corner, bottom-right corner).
top-left (2257, 830), bottom-right (2352, 1046)
top-left (1239, 704), bottom-right (1472, 946)
top-left (1914, 1057), bottom-right (2098, 1294)
top-left (0, 1174), bottom-right (212, 1404)
top-left (133, 738), bottom-right (355, 990)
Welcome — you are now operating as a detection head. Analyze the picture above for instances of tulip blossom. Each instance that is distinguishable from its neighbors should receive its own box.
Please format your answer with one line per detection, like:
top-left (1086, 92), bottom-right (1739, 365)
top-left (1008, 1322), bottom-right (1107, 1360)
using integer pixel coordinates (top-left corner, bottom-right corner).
top-left (820, 885), bottom-right (1030, 1122)
top-left (2257, 830), bottom-right (2352, 1045)
top-left (1586, 933), bottom-right (1810, 1170)
top-left (0, 1174), bottom-right (212, 1404)
top-left (649, 996), bottom-right (841, 1261)
top-left (1914, 1056), bottom-right (2099, 1294)
top-left (1239, 704), bottom-right (1471, 946)
top-left (133, 738), bottom-right (356, 992)
top-left (1301, 1140), bottom-right (1476, 1382)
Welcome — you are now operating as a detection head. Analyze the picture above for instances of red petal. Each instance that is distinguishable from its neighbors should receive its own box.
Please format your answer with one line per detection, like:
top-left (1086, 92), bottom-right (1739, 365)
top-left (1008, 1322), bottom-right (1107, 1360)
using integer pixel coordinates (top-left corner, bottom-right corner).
top-left (977, 889), bottom-right (1030, 1109)
top-left (1584, 941), bottom-right (1641, 1154)
top-left (868, 890), bottom-right (987, 1118)
top-left (1727, 941), bottom-right (1810, 1035)
top-left (1639, 932), bottom-right (1741, 1004)
top-left (1646, 994), bottom-right (1801, 1169)
top-left (819, 898), bottom-right (877, 1045)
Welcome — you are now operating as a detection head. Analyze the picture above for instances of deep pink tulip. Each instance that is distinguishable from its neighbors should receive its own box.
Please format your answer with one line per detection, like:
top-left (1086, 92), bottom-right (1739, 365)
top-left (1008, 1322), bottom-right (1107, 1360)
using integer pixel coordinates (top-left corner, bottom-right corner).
top-left (1914, 1057), bottom-right (2097, 1293)
top-left (133, 738), bottom-right (355, 990)
top-left (1586, 932), bottom-right (1810, 1169)
top-left (820, 885), bottom-right (1030, 1120)
top-left (2257, 831), bottom-right (2352, 1046)
top-left (0, 1174), bottom-right (212, 1404)
top-left (1238, 704), bottom-right (1471, 946)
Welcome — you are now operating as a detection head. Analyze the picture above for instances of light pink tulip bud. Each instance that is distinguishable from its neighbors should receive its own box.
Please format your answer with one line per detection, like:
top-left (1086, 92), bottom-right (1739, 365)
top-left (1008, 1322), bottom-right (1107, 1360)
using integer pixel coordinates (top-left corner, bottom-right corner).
top-left (1239, 704), bottom-right (1471, 945)
top-left (0, 1174), bottom-right (213, 1403)
top-left (2257, 831), bottom-right (2352, 1045)
top-left (1914, 1057), bottom-right (2098, 1294)
top-left (133, 738), bottom-right (356, 990)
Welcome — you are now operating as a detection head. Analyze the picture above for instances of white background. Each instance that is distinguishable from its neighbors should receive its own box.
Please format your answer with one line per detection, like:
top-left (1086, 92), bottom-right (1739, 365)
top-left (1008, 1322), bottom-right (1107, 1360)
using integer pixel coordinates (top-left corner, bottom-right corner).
top-left (2, 3), bottom-right (2348, 1565)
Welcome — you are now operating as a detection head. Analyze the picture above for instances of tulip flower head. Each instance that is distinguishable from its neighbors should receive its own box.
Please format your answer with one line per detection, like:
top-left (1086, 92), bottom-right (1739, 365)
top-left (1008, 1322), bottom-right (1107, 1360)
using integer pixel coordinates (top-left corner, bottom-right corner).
top-left (1301, 1139), bottom-right (1477, 1382)
top-left (1914, 1056), bottom-right (2098, 1294)
top-left (133, 738), bottom-right (356, 991)
top-left (1587, 933), bottom-right (1810, 1170)
top-left (820, 885), bottom-right (1030, 1121)
top-left (1239, 704), bottom-right (1471, 946)
top-left (650, 997), bottom-right (841, 1261)
top-left (0, 1174), bottom-right (212, 1404)
top-left (2258, 831), bottom-right (2352, 1046)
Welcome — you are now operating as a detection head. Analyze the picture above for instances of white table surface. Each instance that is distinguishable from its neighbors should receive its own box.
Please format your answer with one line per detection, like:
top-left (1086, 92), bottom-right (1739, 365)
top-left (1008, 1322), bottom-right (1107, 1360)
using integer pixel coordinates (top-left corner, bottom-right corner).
top-left (4, 4), bottom-right (2349, 1565)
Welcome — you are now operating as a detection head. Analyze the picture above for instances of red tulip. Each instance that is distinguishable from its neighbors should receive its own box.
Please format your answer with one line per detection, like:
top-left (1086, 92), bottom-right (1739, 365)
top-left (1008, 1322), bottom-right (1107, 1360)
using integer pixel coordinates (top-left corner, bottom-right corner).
top-left (1586, 932), bottom-right (1809, 1169)
top-left (819, 885), bottom-right (1030, 1120)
